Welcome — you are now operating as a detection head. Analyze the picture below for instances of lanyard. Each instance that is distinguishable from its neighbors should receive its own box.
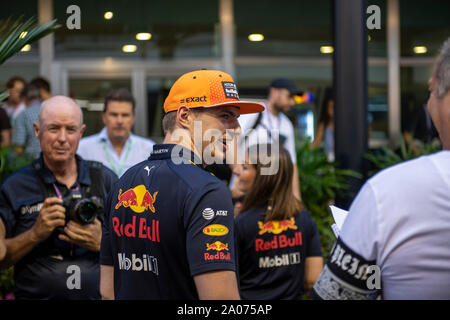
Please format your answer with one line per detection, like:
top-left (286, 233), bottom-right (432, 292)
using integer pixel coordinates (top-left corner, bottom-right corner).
top-left (101, 138), bottom-right (133, 177)
top-left (53, 182), bottom-right (80, 199)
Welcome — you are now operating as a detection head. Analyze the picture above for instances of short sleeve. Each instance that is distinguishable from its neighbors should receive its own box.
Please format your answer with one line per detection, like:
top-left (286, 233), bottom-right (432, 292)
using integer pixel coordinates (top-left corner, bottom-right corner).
top-left (100, 187), bottom-right (115, 266)
top-left (184, 182), bottom-right (236, 276)
top-left (0, 108), bottom-right (11, 130)
top-left (304, 212), bottom-right (322, 257)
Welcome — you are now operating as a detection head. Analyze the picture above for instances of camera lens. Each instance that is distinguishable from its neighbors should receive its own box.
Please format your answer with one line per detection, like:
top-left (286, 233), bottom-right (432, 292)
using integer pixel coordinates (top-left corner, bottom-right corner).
top-left (75, 199), bottom-right (97, 224)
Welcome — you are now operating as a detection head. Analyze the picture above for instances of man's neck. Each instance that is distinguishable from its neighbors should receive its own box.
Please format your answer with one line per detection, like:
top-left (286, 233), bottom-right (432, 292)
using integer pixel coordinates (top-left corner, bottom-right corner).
top-left (44, 157), bottom-right (78, 188)
top-left (267, 101), bottom-right (280, 117)
top-left (163, 129), bottom-right (203, 165)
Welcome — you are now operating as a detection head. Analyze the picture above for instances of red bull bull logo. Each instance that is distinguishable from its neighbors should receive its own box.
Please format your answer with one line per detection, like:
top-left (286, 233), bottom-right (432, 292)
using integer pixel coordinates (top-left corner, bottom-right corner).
top-left (258, 217), bottom-right (297, 235)
top-left (115, 185), bottom-right (158, 213)
top-left (206, 241), bottom-right (229, 251)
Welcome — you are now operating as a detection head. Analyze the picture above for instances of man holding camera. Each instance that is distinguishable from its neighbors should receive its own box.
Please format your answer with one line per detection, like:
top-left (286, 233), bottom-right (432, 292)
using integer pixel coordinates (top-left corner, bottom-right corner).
top-left (0, 96), bottom-right (117, 299)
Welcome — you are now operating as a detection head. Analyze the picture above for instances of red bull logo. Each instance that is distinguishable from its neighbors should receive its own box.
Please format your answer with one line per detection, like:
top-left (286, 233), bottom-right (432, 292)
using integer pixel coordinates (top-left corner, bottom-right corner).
top-left (258, 217), bottom-right (298, 235)
top-left (206, 241), bottom-right (229, 252)
top-left (115, 185), bottom-right (158, 213)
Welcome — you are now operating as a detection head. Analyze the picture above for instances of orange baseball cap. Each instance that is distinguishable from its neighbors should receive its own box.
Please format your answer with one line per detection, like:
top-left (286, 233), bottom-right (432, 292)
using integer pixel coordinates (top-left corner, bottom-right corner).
top-left (163, 69), bottom-right (265, 114)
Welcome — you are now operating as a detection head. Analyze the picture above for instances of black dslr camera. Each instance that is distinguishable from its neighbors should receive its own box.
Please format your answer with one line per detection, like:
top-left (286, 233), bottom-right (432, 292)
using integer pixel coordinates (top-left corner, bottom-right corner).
top-left (61, 192), bottom-right (103, 225)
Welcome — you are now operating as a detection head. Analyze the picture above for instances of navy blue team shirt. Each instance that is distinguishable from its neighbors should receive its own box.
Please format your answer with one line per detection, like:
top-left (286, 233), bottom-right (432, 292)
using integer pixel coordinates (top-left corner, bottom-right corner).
top-left (235, 206), bottom-right (322, 299)
top-left (100, 144), bottom-right (237, 299)
top-left (0, 154), bottom-right (118, 299)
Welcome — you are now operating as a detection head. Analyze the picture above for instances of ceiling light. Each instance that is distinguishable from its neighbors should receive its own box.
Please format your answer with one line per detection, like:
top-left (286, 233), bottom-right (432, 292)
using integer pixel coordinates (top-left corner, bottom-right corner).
top-left (104, 11), bottom-right (114, 20)
top-left (20, 44), bottom-right (31, 52)
top-left (248, 34), bottom-right (264, 42)
top-left (122, 44), bottom-right (137, 53)
top-left (136, 33), bottom-right (152, 41)
top-left (413, 46), bottom-right (427, 54)
top-left (320, 46), bottom-right (334, 54)
top-left (19, 31), bottom-right (28, 39)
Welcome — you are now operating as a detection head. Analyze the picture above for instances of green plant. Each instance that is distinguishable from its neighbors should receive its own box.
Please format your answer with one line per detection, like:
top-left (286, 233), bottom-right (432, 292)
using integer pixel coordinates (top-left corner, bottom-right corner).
top-left (296, 139), bottom-right (361, 258)
top-left (0, 16), bottom-right (60, 101)
top-left (365, 137), bottom-right (442, 177)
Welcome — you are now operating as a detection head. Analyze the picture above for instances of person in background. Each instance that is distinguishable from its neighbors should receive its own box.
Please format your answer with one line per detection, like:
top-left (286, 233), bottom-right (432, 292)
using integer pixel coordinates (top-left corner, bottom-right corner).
top-left (77, 88), bottom-right (155, 177)
top-left (12, 77), bottom-right (52, 158)
top-left (234, 144), bottom-right (323, 299)
top-left (312, 87), bottom-right (334, 162)
top-left (234, 78), bottom-right (302, 200)
top-left (0, 107), bottom-right (11, 148)
top-left (1, 76), bottom-right (26, 125)
top-left (0, 96), bottom-right (117, 299)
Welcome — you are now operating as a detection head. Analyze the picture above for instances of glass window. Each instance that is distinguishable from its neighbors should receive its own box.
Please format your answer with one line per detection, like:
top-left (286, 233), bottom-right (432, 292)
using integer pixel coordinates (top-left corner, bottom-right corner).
top-left (368, 65), bottom-right (388, 140)
top-left (69, 78), bottom-right (131, 137)
top-left (400, 0), bottom-right (450, 57)
top-left (400, 65), bottom-right (433, 133)
top-left (234, 0), bottom-right (332, 57)
top-left (53, 0), bottom-right (219, 59)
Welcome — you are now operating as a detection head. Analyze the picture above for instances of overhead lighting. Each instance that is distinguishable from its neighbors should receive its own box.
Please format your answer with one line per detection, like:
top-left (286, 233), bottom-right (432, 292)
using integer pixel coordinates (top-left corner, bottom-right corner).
top-left (122, 44), bottom-right (137, 53)
top-left (368, 35), bottom-right (372, 42)
top-left (320, 46), bottom-right (334, 54)
top-left (136, 33), bottom-right (152, 41)
top-left (413, 46), bottom-right (427, 54)
top-left (19, 31), bottom-right (28, 39)
top-left (248, 34), bottom-right (264, 42)
top-left (20, 44), bottom-right (31, 52)
top-left (104, 11), bottom-right (114, 20)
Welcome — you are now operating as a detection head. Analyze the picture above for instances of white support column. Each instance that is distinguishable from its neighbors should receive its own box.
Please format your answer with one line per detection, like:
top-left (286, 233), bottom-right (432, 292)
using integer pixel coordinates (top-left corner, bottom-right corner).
top-left (132, 69), bottom-right (148, 137)
top-left (387, 0), bottom-right (401, 147)
top-left (38, 0), bottom-right (54, 84)
top-left (219, 0), bottom-right (235, 78)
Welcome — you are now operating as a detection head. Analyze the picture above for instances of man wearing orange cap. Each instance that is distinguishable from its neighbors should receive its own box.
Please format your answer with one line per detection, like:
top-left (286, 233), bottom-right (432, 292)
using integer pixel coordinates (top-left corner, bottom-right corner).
top-left (100, 69), bottom-right (265, 299)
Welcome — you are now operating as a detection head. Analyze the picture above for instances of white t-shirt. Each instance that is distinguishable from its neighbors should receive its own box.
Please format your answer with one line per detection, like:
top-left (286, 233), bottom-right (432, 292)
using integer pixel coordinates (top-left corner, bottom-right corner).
top-left (313, 151), bottom-right (450, 300)
top-left (237, 107), bottom-right (297, 164)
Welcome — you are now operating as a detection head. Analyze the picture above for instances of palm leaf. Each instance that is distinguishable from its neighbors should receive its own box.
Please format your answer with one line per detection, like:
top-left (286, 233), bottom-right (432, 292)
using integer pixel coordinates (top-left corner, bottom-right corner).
top-left (0, 16), bottom-right (60, 65)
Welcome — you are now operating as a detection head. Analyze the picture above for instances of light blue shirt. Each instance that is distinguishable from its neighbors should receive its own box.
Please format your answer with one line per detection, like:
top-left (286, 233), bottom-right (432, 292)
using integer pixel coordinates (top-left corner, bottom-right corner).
top-left (77, 127), bottom-right (155, 177)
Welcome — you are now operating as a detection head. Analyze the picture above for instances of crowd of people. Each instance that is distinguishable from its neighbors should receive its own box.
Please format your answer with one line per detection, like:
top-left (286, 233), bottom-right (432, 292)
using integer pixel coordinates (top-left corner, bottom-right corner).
top-left (0, 36), bottom-right (449, 300)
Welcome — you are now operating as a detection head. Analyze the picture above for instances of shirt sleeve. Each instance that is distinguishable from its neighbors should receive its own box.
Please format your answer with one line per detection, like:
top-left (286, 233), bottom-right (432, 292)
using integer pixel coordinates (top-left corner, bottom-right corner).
top-left (304, 212), bottom-right (322, 257)
top-left (311, 182), bottom-right (381, 300)
top-left (11, 111), bottom-right (26, 146)
top-left (0, 108), bottom-right (11, 130)
top-left (283, 118), bottom-right (297, 164)
top-left (0, 183), bottom-right (16, 238)
top-left (184, 181), bottom-right (237, 277)
top-left (100, 187), bottom-right (115, 266)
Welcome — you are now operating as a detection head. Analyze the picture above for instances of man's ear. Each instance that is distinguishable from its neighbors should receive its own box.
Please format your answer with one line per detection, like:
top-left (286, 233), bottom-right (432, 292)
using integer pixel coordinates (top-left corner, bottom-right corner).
top-left (33, 122), bottom-right (40, 139)
top-left (176, 106), bottom-right (193, 129)
top-left (80, 124), bottom-right (87, 136)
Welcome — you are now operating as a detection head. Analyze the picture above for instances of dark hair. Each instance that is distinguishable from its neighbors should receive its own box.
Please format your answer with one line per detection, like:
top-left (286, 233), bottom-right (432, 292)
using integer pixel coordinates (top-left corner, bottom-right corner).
top-left (29, 77), bottom-right (51, 93)
top-left (239, 144), bottom-right (303, 222)
top-left (103, 88), bottom-right (135, 113)
top-left (319, 87), bottom-right (334, 127)
top-left (20, 83), bottom-right (41, 101)
top-left (6, 76), bottom-right (26, 89)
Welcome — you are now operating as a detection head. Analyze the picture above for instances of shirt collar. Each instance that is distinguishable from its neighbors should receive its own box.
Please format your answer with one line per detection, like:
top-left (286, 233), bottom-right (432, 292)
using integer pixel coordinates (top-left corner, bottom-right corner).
top-left (149, 144), bottom-right (203, 168)
top-left (33, 153), bottom-right (91, 186)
